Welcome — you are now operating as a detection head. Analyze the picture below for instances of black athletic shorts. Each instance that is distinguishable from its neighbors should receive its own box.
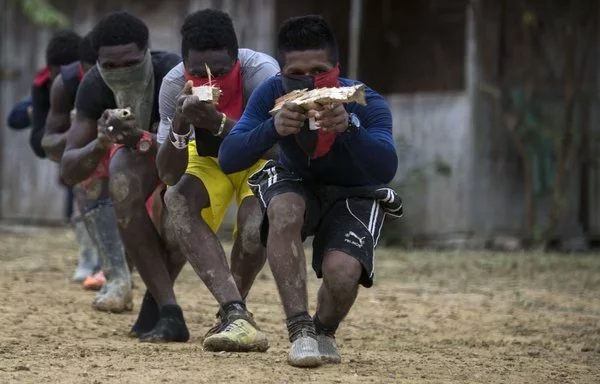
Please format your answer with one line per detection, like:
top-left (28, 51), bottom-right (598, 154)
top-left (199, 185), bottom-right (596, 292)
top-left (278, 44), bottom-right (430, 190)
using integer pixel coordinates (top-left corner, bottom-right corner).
top-left (248, 160), bottom-right (402, 288)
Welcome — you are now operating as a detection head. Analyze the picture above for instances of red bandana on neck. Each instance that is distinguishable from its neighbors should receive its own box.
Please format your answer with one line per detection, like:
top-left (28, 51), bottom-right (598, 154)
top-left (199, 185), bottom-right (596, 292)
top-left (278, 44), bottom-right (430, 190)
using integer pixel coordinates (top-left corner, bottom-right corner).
top-left (311, 65), bottom-right (340, 159)
top-left (33, 67), bottom-right (50, 87)
top-left (78, 63), bottom-right (85, 81)
top-left (184, 60), bottom-right (244, 120)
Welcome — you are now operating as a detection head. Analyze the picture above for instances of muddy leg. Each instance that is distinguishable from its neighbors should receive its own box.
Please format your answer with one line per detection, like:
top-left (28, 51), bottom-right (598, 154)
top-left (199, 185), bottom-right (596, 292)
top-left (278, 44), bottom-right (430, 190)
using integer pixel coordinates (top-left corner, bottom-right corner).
top-left (109, 148), bottom-right (175, 308)
top-left (265, 193), bottom-right (308, 317)
top-left (71, 185), bottom-right (100, 282)
top-left (230, 197), bottom-right (267, 301)
top-left (315, 251), bottom-right (361, 328)
top-left (78, 176), bottom-right (132, 313)
top-left (129, 199), bottom-right (188, 337)
top-left (163, 175), bottom-right (241, 305)
top-left (164, 174), bottom-right (267, 352)
top-left (265, 192), bottom-right (322, 366)
top-left (313, 251), bottom-right (362, 364)
top-left (111, 149), bottom-right (189, 342)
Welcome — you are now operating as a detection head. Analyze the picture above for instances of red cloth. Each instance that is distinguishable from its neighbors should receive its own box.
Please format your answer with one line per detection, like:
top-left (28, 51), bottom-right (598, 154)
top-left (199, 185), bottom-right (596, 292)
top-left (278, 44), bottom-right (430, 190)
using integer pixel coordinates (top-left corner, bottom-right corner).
top-left (311, 65), bottom-right (341, 159)
top-left (109, 145), bottom-right (162, 219)
top-left (79, 152), bottom-right (111, 191)
top-left (77, 63), bottom-right (85, 81)
top-left (79, 146), bottom-right (161, 219)
top-left (184, 60), bottom-right (244, 120)
top-left (33, 67), bottom-right (50, 87)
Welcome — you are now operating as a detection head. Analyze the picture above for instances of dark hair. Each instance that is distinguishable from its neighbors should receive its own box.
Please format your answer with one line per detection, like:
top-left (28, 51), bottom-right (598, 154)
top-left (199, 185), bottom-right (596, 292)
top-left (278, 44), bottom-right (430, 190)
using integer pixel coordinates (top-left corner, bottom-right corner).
top-left (91, 11), bottom-right (149, 51)
top-left (78, 32), bottom-right (98, 65)
top-left (180, 9), bottom-right (238, 60)
top-left (277, 15), bottom-right (339, 65)
top-left (46, 29), bottom-right (81, 66)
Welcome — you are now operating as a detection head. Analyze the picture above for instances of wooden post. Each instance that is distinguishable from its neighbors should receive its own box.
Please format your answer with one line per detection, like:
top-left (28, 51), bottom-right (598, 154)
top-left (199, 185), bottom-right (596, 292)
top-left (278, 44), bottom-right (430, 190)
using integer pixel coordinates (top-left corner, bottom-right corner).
top-left (348, 0), bottom-right (362, 79)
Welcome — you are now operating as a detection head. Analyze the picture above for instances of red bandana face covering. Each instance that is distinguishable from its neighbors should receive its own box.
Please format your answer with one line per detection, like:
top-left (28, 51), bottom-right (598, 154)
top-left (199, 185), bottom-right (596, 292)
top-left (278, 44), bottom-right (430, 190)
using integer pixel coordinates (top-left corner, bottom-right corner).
top-left (184, 60), bottom-right (244, 120)
top-left (283, 64), bottom-right (341, 159)
top-left (33, 66), bottom-right (50, 87)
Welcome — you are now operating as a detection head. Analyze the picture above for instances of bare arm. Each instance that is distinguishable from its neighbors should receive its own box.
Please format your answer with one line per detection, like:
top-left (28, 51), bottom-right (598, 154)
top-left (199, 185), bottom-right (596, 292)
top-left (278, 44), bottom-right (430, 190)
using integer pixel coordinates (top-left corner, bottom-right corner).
top-left (156, 114), bottom-right (191, 186)
top-left (41, 75), bottom-right (73, 163)
top-left (156, 80), bottom-right (191, 186)
top-left (60, 112), bottom-right (110, 186)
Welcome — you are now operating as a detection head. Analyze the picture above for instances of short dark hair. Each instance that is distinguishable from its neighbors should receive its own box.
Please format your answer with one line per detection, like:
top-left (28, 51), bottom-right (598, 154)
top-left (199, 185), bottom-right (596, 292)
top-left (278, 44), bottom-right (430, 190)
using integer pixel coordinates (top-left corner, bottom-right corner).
top-left (91, 11), bottom-right (149, 51)
top-left (46, 29), bottom-right (81, 66)
top-left (78, 32), bottom-right (98, 65)
top-left (180, 9), bottom-right (238, 60)
top-left (277, 15), bottom-right (339, 65)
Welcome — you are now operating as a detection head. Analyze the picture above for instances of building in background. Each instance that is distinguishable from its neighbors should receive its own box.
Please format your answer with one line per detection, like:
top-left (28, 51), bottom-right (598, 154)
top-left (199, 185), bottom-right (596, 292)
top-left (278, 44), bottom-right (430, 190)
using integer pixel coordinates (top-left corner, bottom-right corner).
top-left (1, 0), bottom-right (598, 249)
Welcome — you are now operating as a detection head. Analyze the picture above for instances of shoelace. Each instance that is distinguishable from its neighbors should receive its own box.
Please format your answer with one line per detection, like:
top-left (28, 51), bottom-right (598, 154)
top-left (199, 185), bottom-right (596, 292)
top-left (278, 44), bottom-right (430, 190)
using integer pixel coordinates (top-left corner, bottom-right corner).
top-left (222, 321), bottom-right (241, 333)
top-left (287, 319), bottom-right (316, 342)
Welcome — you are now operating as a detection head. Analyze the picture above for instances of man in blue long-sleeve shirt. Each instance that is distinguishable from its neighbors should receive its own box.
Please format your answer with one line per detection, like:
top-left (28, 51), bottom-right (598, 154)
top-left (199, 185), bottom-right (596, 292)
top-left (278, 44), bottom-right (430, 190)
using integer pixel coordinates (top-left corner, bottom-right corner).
top-left (219, 15), bottom-right (402, 368)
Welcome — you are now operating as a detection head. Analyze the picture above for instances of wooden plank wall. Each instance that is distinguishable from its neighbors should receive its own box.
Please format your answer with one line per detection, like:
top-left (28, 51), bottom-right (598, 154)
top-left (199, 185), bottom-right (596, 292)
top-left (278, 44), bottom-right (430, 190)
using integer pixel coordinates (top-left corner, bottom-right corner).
top-left (0, 0), bottom-right (275, 223)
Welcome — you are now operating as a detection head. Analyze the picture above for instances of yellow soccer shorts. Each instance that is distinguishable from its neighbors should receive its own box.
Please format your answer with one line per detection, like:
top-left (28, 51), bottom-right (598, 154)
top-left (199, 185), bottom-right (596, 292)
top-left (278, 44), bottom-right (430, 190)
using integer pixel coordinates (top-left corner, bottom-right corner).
top-left (184, 140), bottom-right (266, 238)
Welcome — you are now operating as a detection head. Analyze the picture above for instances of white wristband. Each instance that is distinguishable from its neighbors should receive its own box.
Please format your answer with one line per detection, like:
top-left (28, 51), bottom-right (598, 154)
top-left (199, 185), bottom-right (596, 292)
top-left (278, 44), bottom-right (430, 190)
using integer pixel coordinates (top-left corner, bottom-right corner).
top-left (168, 117), bottom-right (192, 150)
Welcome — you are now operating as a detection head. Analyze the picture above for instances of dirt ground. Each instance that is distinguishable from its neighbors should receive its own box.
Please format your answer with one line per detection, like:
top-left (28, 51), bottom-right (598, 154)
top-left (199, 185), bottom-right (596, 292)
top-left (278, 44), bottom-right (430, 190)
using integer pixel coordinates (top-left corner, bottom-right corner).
top-left (0, 226), bottom-right (599, 383)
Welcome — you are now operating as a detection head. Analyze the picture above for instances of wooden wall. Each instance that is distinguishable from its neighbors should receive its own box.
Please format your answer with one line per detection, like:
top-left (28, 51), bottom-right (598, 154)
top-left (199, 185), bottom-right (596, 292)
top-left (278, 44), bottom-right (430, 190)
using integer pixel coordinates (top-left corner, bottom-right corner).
top-left (0, 0), bottom-right (275, 223)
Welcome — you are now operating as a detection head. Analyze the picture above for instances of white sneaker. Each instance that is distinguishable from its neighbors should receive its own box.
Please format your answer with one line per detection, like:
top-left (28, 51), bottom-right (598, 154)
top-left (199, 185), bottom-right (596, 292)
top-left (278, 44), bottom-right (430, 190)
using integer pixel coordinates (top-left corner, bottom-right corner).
top-left (288, 331), bottom-right (322, 368)
top-left (317, 334), bottom-right (341, 364)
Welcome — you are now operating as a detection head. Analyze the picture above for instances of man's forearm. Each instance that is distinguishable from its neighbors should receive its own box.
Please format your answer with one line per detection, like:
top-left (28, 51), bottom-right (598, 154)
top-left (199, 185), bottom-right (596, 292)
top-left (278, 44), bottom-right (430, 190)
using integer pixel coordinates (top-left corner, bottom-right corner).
top-left (156, 115), bottom-right (190, 186)
top-left (61, 139), bottom-right (109, 186)
top-left (41, 132), bottom-right (68, 163)
top-left (219, 118), bottom-right (281, 174)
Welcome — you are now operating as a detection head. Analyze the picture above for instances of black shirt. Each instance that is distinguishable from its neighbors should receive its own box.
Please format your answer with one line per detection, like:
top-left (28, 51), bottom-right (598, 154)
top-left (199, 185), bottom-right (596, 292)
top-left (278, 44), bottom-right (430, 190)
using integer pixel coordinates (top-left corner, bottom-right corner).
top-left (30, 79), bottom-right (51, 158)
top-left (60, 61), bottom-right (82, 104)
top-left (29, 61), bottom-right (82, 158)
top-left (75, 51), bottom-right (181, 132)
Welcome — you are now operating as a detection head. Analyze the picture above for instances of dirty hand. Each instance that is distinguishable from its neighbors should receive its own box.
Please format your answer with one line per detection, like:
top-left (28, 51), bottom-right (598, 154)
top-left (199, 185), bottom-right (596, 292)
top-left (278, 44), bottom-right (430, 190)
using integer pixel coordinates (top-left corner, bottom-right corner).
top-left (96, 112), bottom-right (115, 150)
top-left (180, 96), bottom-right (222, 133)
top-left (274, 103), bottom-right (306, 136)
top-left (307, 103), bottom-right (348, 133)
top-left (174, 80), bottom-right (221, 133)
top-left (102, 109), bottom-right (144, 146)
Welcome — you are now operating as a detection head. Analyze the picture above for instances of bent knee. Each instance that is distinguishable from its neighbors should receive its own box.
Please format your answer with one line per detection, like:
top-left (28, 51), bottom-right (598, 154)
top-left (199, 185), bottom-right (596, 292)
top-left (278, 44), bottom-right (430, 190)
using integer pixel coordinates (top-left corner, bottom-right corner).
top-left (109, 170), bottom-right (139, 205)
top-left (108, 152), bottom-right (142, 205)
top-left (266, 192), bottom-right (305, 234)
top-left (163, 185), bottom-right (186, 213)
top-left (322, 251), bottom-right (362, 287)
top-left (238, 218), bottom-right (264, 256)
top-left (164, 179), bottom-right (208, 217)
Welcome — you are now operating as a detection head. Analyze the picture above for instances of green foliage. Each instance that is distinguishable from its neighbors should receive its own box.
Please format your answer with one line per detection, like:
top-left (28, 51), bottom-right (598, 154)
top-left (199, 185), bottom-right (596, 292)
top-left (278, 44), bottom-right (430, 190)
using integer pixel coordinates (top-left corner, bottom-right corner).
top-left (19, 0), bottom-right (69, 28)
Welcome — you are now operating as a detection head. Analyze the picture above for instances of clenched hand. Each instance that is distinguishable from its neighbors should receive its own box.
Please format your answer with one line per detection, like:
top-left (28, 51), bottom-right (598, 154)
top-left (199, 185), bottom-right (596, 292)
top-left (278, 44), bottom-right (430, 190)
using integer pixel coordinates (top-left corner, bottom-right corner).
top-left (274, 103), bottom-right (306, 136)
top-left (176, 80), bottom-right (221, 133)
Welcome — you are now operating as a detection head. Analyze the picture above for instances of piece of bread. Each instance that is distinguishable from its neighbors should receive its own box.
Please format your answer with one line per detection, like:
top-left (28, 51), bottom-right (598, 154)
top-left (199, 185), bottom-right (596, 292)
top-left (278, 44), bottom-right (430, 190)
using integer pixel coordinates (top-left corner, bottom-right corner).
top-left (191, 86), bottom-right (222, 104)
top-left (269, 84), bottom-right (367, 115)
top-left (190, 63), bottom-right (222, 104)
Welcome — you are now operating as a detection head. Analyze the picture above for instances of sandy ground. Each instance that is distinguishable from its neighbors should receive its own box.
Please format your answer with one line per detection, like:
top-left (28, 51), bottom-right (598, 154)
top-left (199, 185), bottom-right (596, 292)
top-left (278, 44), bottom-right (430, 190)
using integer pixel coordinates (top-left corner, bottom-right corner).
top-left (0, 226), bottom-right (599, 383)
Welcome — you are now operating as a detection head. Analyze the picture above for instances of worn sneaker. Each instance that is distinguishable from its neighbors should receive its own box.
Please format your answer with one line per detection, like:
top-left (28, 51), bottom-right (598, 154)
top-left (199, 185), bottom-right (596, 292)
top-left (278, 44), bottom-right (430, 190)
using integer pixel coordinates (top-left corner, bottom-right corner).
top-left (92, 279), bottom-right (133, 313)
top-left (202, 305), bottom-right (268, 352)
top-left (203, 310), bottom-right (257, 339)
top-left (288, 330), bottom-right (322, 368)
top-left (317, 334), bottom-right (341, 364)
top-left (286, 313), bottom-right (322, 368)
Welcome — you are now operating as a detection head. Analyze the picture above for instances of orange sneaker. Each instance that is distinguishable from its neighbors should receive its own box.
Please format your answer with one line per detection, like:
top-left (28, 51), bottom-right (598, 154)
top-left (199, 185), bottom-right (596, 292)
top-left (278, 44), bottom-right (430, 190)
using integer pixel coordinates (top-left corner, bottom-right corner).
top-left (82, 271), bottom-right (106, 291)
